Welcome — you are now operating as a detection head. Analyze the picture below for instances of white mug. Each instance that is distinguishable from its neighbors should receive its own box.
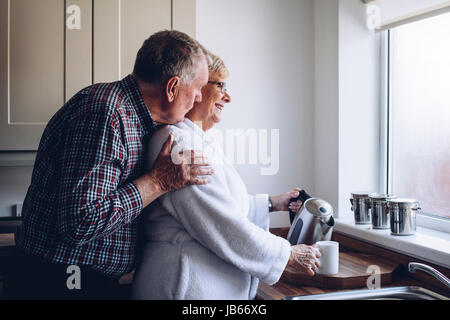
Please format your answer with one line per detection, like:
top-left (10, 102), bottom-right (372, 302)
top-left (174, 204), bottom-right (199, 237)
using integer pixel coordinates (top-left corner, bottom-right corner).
top-left (316, 241), bottom-right (339, 275)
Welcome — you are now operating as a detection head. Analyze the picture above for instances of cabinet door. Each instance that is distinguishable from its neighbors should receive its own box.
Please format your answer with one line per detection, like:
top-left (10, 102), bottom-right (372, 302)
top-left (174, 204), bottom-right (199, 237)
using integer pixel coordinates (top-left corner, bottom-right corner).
top-left (93, 0), bottom-right (196, 83)
top-left (65, 0), bottom-right (93, 101)
top-left (0, 0), bottom-right (64, 150)
top-left (173, 0), bottom-right (196, 39)
top-left (0, 0), bottom-right (92, 151)
top-left (94, 0), bottom-right (171, 83)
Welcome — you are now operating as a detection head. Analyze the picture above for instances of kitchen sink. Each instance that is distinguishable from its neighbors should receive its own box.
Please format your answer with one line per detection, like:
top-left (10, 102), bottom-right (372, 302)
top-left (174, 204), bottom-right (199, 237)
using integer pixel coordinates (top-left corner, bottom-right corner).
top-left (283, 286), bottom-right (449, 300)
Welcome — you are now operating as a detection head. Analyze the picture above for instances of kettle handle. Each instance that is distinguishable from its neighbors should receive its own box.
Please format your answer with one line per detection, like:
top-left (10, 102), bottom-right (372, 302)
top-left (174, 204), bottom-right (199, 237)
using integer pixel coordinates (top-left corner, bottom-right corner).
top-left (289, 190), bottom-right (312, 224)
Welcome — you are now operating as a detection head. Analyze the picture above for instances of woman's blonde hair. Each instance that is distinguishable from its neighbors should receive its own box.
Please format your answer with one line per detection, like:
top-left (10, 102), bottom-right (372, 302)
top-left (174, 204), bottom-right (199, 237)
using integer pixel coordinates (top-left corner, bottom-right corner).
top-left (205, 50), bottom-right (229, 79)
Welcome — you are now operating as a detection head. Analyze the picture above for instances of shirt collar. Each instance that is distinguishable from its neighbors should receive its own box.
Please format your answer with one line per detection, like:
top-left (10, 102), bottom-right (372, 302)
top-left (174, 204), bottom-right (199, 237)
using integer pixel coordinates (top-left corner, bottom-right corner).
top-left (121, 74), bottom-right (157, 136)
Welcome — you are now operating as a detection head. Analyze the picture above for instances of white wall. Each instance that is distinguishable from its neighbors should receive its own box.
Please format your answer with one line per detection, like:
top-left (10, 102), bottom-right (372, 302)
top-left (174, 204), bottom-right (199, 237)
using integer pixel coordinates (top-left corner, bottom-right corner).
top-left (313, 0), bottom-right (381, 220)
top-left (338, 0), bottom-right (381, 219)
top-left (196, 0), bottom-right (315, 227)
top-left (314, 0), bottom-right (339, 216)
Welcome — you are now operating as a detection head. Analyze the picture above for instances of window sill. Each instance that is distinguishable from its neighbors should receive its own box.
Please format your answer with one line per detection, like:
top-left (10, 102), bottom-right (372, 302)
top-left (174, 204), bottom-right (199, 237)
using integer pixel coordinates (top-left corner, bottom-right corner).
top-left (334, 217), bottom-right (450, 269)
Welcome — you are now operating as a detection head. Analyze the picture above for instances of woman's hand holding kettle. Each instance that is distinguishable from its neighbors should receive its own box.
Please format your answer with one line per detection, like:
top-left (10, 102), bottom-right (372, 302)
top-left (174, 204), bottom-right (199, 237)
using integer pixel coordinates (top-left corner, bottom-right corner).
top-left (269, 187), bottom-right (303, 212)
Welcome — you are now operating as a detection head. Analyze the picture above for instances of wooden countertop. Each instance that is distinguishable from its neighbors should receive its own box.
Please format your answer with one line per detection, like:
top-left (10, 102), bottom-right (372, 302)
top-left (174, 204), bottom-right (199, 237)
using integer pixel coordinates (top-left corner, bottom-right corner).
top-left (0, 220), bottom-right (20, 247)
top-left (0, 234), bottom-right (14, 247)
top-left (257, 228), bottom-right (450, 300)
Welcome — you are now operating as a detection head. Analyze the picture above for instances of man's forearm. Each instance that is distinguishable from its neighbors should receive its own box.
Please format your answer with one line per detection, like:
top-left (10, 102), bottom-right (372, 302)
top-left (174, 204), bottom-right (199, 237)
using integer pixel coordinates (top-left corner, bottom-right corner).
top-left (133, 173), bottom-right (166, 208)
top-left (61, 182), bottom-right (144, 246)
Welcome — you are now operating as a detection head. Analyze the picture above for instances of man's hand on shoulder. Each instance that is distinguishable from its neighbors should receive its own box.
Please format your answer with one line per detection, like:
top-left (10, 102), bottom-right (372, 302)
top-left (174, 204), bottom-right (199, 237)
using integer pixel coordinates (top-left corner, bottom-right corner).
top-left (134, 133), bottom-right (214, 207)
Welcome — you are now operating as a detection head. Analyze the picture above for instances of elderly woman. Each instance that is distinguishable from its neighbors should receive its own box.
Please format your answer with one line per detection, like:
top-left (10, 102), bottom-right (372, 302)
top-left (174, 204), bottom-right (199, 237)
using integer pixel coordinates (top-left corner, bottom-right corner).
top-left (132, 52), bottom-right (320, 300)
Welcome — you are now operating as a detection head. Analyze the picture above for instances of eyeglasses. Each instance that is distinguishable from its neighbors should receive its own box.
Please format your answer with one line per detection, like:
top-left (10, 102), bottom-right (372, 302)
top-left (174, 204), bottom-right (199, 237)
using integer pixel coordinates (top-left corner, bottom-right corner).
top-left (208, 81), bottom-right (227, 94)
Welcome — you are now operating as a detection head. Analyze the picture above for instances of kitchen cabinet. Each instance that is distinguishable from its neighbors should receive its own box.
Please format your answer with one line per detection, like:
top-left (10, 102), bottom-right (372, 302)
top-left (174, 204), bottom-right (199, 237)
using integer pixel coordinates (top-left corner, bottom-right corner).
top-left (0, 0), bottom-right (66, 151)
top-left (0, 0), bottom-right (196, 151)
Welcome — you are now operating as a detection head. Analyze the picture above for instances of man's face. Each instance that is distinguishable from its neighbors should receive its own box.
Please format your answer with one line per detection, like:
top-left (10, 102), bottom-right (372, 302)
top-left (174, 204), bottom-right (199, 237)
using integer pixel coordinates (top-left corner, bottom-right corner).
top-left (166, 56), bottom-right (209, 124)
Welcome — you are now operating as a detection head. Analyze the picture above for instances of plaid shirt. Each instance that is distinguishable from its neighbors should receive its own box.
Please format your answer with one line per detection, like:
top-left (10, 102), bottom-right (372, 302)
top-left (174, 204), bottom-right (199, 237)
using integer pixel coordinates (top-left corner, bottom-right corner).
top-left (19, 75), bottom-right (158, 278)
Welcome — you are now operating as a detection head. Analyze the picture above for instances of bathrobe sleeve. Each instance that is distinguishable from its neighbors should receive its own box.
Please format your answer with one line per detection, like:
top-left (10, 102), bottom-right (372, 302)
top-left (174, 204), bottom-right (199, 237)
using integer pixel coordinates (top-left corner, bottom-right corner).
top-left (247, 194), bottom-right (271, 230)
top-left (148, 125), bottom-right (291, 285)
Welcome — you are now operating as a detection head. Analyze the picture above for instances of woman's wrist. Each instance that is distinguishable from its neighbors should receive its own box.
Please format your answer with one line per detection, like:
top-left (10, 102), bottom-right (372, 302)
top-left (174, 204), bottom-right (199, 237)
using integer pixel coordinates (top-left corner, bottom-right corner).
top-left (269, 189), bottom-right (302, 213)
top-left (268, 196), bottom-right (275, 212)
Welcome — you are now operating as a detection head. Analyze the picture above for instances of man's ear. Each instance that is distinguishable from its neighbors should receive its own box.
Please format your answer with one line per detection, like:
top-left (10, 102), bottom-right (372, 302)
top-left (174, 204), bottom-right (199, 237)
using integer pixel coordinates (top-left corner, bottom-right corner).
top-left (165, 76), bottom-right (181, 103)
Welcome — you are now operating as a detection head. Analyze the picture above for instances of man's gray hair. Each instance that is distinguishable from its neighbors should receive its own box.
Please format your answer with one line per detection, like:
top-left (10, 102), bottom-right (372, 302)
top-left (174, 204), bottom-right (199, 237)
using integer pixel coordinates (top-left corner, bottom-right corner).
top-left (133, 30), bottom-right (207, 85)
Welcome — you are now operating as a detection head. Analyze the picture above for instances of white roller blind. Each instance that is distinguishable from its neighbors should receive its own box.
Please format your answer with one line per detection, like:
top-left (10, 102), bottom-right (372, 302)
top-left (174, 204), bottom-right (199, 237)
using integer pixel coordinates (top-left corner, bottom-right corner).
top-left (365, 0), bottom-right (450, 31)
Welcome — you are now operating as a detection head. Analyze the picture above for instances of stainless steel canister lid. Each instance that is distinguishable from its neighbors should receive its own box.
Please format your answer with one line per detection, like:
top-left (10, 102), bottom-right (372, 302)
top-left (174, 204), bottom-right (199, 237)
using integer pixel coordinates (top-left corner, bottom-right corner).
top-left (369, 193), bottom-right (396, 202)
top-left (387, 198), bottom-right (420, 209)
top-left (350, 192), bottom-right (372, 199)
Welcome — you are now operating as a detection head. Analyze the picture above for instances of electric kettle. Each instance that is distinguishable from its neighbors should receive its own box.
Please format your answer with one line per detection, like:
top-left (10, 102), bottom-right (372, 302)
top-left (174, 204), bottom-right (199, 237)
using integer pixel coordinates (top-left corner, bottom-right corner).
top-left (286, 190), bottom-right (335, 245)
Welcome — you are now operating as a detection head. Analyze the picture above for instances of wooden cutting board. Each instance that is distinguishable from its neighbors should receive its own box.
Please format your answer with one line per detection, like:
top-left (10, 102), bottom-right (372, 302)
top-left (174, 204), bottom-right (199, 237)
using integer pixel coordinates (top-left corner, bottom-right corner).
top-left (281, 252), bottom-right (401, 289)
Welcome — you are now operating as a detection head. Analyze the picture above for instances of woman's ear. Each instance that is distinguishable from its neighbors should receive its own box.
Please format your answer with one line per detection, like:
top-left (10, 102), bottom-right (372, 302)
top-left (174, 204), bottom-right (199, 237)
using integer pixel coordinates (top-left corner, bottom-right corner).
top-left (165, 76), bottom-right (180, 102)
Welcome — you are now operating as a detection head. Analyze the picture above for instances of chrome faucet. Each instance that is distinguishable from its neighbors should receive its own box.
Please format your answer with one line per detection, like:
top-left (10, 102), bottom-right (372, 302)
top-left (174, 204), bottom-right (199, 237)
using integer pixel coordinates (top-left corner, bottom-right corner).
top-left (408, 262), bottom-right (450, 290)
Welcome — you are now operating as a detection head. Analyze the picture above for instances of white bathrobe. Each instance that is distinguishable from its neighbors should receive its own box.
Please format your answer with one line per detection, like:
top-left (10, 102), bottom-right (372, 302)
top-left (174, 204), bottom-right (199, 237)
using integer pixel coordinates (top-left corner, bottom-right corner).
top-left (132, 119), bottom-right (291, 300)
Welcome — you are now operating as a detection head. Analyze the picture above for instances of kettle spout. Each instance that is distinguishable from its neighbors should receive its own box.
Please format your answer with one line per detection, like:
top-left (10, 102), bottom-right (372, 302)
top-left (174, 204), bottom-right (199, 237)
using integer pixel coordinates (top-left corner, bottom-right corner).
top-left (320, 215), bottom-right (335, 236)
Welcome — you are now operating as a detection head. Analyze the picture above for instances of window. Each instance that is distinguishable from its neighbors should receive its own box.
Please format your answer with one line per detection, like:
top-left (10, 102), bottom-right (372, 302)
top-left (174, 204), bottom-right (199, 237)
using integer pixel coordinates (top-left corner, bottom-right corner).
top-left (385, 12), bottom-right (450, 224)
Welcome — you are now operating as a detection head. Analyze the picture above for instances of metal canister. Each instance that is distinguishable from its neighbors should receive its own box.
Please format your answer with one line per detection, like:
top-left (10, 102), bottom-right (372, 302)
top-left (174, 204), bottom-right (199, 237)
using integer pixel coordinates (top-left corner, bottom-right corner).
top-left (387, 198), bottom-right (420, 236)
top-left (369, 193), bottom-right (396, 229)
top-left (350, 192), bottom-right (372, 225)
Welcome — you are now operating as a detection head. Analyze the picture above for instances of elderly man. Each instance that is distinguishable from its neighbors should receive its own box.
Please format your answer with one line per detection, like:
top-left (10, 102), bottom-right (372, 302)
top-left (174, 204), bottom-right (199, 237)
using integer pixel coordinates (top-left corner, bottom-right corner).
top-left (6, 30), bottom-right (212, 300)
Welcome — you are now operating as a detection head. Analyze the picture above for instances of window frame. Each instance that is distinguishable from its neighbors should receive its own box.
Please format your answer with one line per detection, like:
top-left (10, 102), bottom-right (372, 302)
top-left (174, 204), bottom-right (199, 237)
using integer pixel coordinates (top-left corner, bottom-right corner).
top-left (380, 25), bottom-right (450, 234)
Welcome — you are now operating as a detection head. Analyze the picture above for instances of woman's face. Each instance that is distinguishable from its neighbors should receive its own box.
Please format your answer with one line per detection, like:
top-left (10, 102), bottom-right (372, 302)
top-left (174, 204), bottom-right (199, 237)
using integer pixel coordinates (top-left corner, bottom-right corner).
top-left (186, 71), bottom-right (231, 131)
